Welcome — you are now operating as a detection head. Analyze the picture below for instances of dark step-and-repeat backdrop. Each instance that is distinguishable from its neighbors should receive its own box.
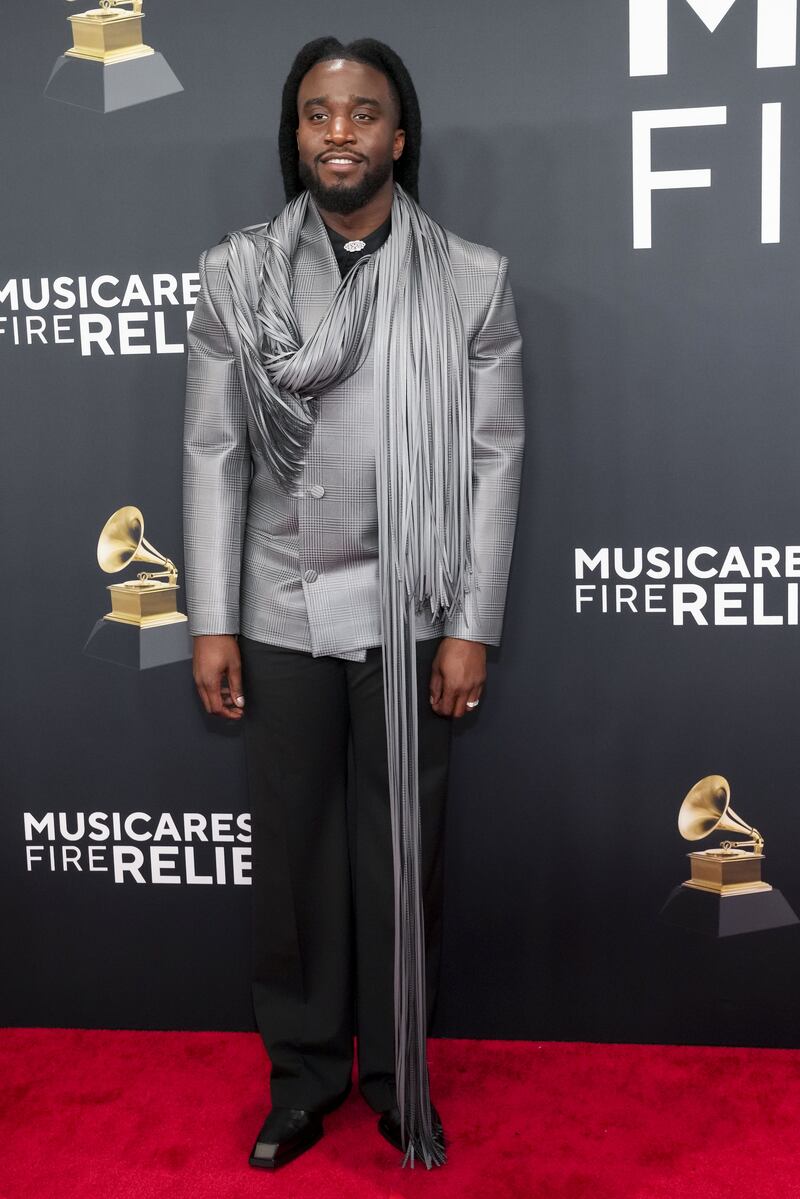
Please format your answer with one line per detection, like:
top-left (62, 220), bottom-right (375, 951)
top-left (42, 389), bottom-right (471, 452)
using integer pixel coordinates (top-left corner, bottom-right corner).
top-left (4, 0), bottom-right (800, 1046)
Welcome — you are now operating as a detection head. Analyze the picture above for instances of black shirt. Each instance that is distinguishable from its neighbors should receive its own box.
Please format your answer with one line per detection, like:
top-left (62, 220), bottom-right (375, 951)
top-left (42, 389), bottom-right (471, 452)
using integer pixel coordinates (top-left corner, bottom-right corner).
top-left (322, 213), bottom-right (393, 277)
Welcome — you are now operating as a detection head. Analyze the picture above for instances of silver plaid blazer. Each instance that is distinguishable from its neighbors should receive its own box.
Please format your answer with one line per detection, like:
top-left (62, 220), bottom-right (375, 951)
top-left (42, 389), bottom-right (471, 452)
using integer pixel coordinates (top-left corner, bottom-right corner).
top-left (182, 196), bottom-right (525, 659)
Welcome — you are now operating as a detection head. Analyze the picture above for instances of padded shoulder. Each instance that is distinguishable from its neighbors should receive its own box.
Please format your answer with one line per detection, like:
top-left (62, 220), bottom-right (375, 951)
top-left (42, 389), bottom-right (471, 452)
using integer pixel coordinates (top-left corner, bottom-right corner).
top-left (441, 225), bottom-right (506, 337)
top-left (444, 226), bottom-right (504, 276)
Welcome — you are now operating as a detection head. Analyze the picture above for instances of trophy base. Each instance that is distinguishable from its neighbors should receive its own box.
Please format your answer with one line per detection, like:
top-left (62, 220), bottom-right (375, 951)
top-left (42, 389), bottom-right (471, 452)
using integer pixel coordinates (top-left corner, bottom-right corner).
top-left (660, 883), bottom-right (799, 937)
top-left (66, 44), bottom-right (155, 65)
top-left (103, 610), bottom-right (187, 628)
top-left (682, 878), bottom-right (773, 897)
top-left (83, 616), bottom-right (191, 671)
top-left (44, 51), bottom-right (183, 113)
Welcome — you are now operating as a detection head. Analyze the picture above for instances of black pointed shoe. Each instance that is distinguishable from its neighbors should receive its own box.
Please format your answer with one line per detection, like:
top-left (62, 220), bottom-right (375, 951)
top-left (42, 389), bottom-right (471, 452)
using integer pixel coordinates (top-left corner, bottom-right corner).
top-left (248, 1081), bottom-right (352, 1170)
top-left (377, 1102), bottom-right (446, 1155)
top-left (249, 1107), bottom-right (323, 1170)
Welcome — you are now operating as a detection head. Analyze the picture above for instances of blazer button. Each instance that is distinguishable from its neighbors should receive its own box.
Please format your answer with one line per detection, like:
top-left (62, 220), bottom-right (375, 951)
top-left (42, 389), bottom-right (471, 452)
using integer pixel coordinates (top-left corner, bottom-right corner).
top-left (303, 569), bottom-right (318, 583)
top-left (308, 483), bottom-right (325, 499)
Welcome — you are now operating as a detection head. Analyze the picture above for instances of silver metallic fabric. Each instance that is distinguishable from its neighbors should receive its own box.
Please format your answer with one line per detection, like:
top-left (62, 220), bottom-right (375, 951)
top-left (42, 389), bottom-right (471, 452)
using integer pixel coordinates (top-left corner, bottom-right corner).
top-left (183, 196), bottom-right (524, 659)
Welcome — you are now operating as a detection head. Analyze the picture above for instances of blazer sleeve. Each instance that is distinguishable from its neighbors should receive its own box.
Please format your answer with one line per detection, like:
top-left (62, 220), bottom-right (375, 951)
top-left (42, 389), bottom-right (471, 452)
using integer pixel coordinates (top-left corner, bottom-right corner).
top-left (182, 248), bottom-right (252, 636)
top-left (443, 254), bottom-right (526, 645)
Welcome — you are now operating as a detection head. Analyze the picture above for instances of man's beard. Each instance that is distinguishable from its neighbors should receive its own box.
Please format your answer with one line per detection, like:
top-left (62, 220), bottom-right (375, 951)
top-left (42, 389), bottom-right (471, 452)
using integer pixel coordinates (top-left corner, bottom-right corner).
top-left (298, 154), bottom-right (394, 215)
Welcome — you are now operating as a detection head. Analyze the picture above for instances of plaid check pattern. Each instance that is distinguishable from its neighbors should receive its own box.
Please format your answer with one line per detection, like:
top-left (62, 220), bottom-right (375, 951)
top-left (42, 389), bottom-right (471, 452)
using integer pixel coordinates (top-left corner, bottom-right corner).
top-left (182, 200), bottom-right (525, 659)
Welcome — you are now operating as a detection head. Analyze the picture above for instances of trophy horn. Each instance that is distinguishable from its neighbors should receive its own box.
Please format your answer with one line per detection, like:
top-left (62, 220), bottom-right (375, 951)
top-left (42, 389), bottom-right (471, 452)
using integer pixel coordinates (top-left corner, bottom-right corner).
top-left (678, 775), bottom-right (763, 851)
top-left (97, 505), bottom-right (176, 583)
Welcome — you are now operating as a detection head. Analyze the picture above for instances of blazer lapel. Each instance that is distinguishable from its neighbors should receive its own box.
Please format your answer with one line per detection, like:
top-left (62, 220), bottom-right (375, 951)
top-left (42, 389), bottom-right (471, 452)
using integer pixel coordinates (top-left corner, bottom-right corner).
top-left (291, 196), bottom-right (341, 343)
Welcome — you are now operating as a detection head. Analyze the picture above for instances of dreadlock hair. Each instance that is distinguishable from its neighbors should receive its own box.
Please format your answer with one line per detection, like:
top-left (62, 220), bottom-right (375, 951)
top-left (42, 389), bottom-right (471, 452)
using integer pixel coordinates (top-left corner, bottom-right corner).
top-left (278, 37), bottom-right (422, 203)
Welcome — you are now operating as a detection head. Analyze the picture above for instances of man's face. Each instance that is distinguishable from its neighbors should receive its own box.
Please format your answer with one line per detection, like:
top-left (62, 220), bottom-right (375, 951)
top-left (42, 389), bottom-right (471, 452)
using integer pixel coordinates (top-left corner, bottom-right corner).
top-left (296, 58), bottom-right (405, 215)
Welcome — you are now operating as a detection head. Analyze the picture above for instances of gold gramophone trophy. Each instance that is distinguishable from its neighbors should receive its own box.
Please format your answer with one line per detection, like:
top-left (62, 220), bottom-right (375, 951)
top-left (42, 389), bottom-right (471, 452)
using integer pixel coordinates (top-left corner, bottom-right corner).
top-left (679, 775), bottom-right (769, 896)
top-left (660, 774), bottom-right (798, 936)
top-left (97, 504), bottom-right (187, 627)
top-left (45, 0), bottom-right (182, 113)
top-left (84, 505), bottom-right (191, 670)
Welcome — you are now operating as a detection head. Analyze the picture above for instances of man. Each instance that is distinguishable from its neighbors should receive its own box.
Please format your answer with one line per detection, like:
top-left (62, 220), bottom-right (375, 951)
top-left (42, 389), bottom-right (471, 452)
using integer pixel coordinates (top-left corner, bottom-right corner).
top-left (183, 36), bottom-right (524, 1170)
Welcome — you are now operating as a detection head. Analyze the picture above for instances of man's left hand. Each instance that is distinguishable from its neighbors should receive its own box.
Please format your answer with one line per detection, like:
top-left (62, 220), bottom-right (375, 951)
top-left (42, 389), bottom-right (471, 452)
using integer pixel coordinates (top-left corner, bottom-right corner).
top-left (429, 637), bottom-right (487, 718)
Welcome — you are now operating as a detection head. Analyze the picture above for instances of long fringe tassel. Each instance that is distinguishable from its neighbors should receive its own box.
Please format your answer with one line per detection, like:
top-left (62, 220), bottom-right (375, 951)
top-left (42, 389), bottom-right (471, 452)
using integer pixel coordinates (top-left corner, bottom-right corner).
top-left (373, 198), bottom-right (473, 1168)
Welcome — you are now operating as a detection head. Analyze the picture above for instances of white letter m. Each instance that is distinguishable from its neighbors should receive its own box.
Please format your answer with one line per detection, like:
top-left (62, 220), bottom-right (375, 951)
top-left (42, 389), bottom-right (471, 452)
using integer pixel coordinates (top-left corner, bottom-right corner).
top-left (629, 0), bottom-right (797, 75)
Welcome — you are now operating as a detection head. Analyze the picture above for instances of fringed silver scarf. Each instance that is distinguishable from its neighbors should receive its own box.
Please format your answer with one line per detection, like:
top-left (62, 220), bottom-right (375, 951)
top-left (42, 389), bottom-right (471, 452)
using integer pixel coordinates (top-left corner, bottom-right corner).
top-left (224, 182), bottom-right (474, 1168)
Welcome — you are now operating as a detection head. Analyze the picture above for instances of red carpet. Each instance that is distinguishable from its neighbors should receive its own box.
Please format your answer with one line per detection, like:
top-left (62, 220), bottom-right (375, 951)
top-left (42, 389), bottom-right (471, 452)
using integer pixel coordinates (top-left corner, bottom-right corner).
top-left (2, 1030), bottom-right (800, 1199)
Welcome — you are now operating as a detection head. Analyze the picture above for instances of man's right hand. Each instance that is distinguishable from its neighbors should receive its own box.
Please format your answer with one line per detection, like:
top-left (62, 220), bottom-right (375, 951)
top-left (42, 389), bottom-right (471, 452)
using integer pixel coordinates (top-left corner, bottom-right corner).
top-left (192, 634), bottom-right (245, 721)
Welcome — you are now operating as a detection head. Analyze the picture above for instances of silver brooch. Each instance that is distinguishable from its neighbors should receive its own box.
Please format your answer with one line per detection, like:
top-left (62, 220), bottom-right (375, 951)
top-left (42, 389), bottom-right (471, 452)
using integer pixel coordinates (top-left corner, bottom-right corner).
top-left (343, 239), bottom-right (366, 252)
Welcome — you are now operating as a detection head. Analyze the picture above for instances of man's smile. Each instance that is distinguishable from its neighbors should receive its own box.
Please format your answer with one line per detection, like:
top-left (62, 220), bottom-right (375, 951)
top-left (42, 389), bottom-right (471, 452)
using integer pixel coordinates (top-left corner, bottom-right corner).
top-left (319, 153), bottom-right (365, 175)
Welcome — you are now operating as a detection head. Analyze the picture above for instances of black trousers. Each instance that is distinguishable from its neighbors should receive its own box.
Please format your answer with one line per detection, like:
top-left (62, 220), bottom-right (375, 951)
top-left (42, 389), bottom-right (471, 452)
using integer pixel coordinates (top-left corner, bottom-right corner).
top-left (239, 634), bottom-right (453, 1114)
